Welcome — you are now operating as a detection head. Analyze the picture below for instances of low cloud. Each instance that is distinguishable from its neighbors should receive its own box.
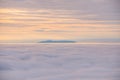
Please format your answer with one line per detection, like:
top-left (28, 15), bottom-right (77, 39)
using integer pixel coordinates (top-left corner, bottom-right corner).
top-left (0, 44), bottom-right (119, 80)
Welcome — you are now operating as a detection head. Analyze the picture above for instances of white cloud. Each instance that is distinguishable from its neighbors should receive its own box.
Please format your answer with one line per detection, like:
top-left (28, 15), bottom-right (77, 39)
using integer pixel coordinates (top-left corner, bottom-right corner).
top-left (0, 44), bottom-right (119, 80)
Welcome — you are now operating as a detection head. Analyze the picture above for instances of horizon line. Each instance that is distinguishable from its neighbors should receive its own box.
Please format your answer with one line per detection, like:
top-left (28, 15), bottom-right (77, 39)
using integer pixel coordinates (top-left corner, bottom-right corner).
top-left (0, 42), bottom-right (120, 45)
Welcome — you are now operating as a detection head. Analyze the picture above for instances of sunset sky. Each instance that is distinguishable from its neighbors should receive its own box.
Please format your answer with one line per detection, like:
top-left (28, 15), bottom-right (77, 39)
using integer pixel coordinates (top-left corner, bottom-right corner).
top-left (0, 0), bottom-right (120, 43)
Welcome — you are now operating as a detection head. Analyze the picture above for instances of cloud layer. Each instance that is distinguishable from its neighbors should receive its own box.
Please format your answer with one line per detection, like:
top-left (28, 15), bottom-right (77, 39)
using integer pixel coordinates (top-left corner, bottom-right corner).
top-left (0, 44), bottom-right (120, 80)
top-left (0, 0), bottom-right (120, 43)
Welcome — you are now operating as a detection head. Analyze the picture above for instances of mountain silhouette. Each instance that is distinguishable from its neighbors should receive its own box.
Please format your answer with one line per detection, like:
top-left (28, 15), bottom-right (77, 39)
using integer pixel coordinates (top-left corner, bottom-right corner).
top-left (39, 40), bottom-right (76, 43)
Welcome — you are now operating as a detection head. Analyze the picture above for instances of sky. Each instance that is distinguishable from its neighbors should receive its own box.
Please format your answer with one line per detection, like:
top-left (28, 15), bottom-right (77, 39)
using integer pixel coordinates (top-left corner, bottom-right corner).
top-left (0, 0), bottom-right (120, 43)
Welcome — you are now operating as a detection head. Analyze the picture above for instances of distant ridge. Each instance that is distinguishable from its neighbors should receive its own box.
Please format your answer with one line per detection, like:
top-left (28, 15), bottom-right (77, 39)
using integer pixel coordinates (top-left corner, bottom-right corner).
top-left (39, 40), bottom-right (76, 43)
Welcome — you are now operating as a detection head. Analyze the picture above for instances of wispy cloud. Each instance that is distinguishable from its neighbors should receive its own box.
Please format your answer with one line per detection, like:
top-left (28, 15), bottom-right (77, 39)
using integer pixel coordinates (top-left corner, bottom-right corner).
top-left (0, 0), bottom-right (120, 43)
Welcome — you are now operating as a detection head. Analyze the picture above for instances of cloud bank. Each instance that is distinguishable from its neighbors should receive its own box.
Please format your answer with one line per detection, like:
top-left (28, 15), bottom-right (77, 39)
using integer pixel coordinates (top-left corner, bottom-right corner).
top-left (0, 44), bottom-right (120, 80)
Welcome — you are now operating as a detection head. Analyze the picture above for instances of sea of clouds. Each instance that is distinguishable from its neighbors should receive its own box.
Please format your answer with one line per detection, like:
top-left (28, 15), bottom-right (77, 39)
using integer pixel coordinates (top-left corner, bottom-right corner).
top-left (0, 44), bottom-right (120, 80)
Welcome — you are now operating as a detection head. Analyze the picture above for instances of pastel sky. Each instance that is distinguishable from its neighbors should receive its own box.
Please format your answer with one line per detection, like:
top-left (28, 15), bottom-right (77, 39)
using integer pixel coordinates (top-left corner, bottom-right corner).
top-left (0, 0), bottom-right (120, 43)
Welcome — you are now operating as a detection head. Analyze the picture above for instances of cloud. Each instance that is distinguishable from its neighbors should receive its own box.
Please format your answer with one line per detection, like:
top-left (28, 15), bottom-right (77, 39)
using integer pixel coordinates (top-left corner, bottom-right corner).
top-left (0, 62), bottom-right (12, 71)
top-left (0, 0), bottom-right (120, 43)
top-left (0, 44), bottom-right (119, 80)
top-left (78, 38), bottom-right (120, 43)
top-left (1, 0), bottom-right (119, 14)
top-left (0, 23), bottom-right (36, 27)
top-left (35, 29), bottom-right (75, 32)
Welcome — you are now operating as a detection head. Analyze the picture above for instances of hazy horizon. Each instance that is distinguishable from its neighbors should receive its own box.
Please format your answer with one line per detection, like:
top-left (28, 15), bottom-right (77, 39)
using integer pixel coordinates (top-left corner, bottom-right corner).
top-left (0, 0), bottom-right (120, 43)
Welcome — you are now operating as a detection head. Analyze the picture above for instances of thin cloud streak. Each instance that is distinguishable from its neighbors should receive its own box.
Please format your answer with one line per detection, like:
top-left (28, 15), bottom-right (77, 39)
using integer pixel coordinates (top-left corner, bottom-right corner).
top-left (0, 0), bottom-right (120, 43)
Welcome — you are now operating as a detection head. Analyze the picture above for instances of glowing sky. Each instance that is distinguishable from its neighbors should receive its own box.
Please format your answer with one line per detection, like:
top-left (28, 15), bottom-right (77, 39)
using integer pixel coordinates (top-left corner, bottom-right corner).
top-left (0, 0), bottom-right (120, 43)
